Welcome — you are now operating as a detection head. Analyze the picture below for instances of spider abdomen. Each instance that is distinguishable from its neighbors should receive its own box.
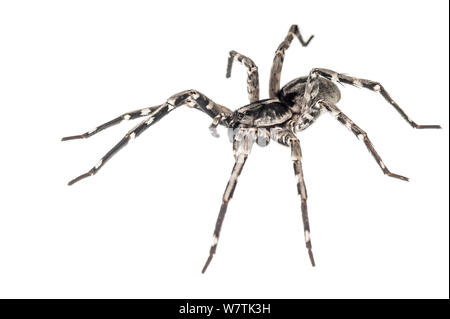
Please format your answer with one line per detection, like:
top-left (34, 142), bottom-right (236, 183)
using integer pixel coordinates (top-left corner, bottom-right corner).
top-left (279, 76), bottom-right (341, 107)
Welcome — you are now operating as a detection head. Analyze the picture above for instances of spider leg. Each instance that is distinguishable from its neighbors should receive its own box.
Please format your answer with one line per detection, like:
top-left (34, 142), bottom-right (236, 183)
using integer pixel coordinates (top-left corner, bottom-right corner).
top-left (67, 104), bottom-right (168, 185)
top-left (319, 100), bottom-right (409, 181)
top-left (202, 128), bottom-right (255, 273)
top-left (61, 105), bottom-right (161, 141)
top-left (309, 68), bottom-right (441, 129)
top-left (226, 50), bottom-right (260, 103)
top-left (209, 113), bottom-right (232, 138)
top-left (274, 128), bottom-right (315, 266)
top-left (269, 24), bottom-right (314, 98)
top-left (66, 90), bottom-right (232, 185)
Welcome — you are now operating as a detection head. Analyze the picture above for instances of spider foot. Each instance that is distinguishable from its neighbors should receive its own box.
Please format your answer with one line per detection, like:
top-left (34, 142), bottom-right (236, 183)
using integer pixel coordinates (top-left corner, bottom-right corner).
top-left (305, 230), bottom-right (316, 267)
top-left (414, 124), bottom-right (442, 129)
top-left (201, 254), bottom-right (214, 274)
top-left (209, 126), bottom-right (220, 138)
top-left (308, 248), bottom-right (316, 267)
top-left (386, 172), bottom-right (409, 182)
top-left (61, 134), bottom-right (87, 141)
top-left (302, 34), bottom-right (314, 47)
top-left (68, 169), bottom-right (95, 185)
top-left (202, 234), bottom-right (219, 274)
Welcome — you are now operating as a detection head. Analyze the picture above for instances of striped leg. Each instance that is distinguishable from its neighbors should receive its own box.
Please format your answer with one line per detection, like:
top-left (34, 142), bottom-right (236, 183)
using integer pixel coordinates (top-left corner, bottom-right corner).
top-left (320, 101), bottom-right (409, 181)
top-left (309, 68), bottom-right (441, 129)
top-left (269, 24), bottom-right (314, 98)
top-left (226, 50), bottom-right (260, 103)
top-left (209, 113), bottom-right (230, 138)
top-left (61, 106), bottom-right (161, 141)
top-left (202, 129), bottom-right (255, 273)
top-left (275, 129), bottom-right (315, 266)
top-left (65, 90), bottom-right (232, 185)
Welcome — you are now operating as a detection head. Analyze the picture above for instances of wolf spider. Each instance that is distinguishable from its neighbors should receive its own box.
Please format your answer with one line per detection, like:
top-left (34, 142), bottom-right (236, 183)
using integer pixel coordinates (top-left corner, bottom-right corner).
top-left (62, 25), bottom-right (441, 273)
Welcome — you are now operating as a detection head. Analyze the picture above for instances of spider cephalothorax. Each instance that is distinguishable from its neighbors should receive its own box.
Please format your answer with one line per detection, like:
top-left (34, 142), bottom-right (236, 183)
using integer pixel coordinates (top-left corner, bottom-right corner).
top-left (62, 25), bottom-right (441, 273)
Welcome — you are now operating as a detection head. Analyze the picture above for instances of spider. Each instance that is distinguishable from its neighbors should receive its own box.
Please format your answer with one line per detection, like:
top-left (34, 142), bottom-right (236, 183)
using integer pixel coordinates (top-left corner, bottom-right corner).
top-left (62, 25), bottom-right (441, 273)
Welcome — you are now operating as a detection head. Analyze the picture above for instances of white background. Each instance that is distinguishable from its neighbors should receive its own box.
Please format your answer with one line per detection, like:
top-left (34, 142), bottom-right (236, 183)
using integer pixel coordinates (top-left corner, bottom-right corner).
top-left (0, 0), bottom-right (448, 299)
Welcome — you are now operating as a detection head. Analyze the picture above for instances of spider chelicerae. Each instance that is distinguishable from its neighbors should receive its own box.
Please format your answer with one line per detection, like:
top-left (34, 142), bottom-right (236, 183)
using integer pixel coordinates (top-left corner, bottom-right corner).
top-left (62, 25), bottom-right (441, 273)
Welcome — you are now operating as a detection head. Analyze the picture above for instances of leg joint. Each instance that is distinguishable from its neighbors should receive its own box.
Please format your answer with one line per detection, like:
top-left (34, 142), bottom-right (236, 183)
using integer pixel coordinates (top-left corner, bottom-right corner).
top-left (167, 90), bottom-right (201, 107)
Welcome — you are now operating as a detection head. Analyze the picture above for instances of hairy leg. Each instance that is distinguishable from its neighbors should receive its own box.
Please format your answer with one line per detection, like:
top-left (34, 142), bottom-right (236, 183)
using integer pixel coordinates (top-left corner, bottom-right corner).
top-left (302, 68), bottom-right (441, 129)
top-left (61, 105), bottom-right (162, 141)
top-left (226, 50), bottom-right (260, 103)
top-left (274, 128), bottom-right (315, 266)
top-left (269, 25), bottom-right (314, 98)
top-left (320, 100), bottom-right (409, 181)
top-left (202, 128), bottom-right (255, 273)
top-left (64, 90), bottom-right (232, 185)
